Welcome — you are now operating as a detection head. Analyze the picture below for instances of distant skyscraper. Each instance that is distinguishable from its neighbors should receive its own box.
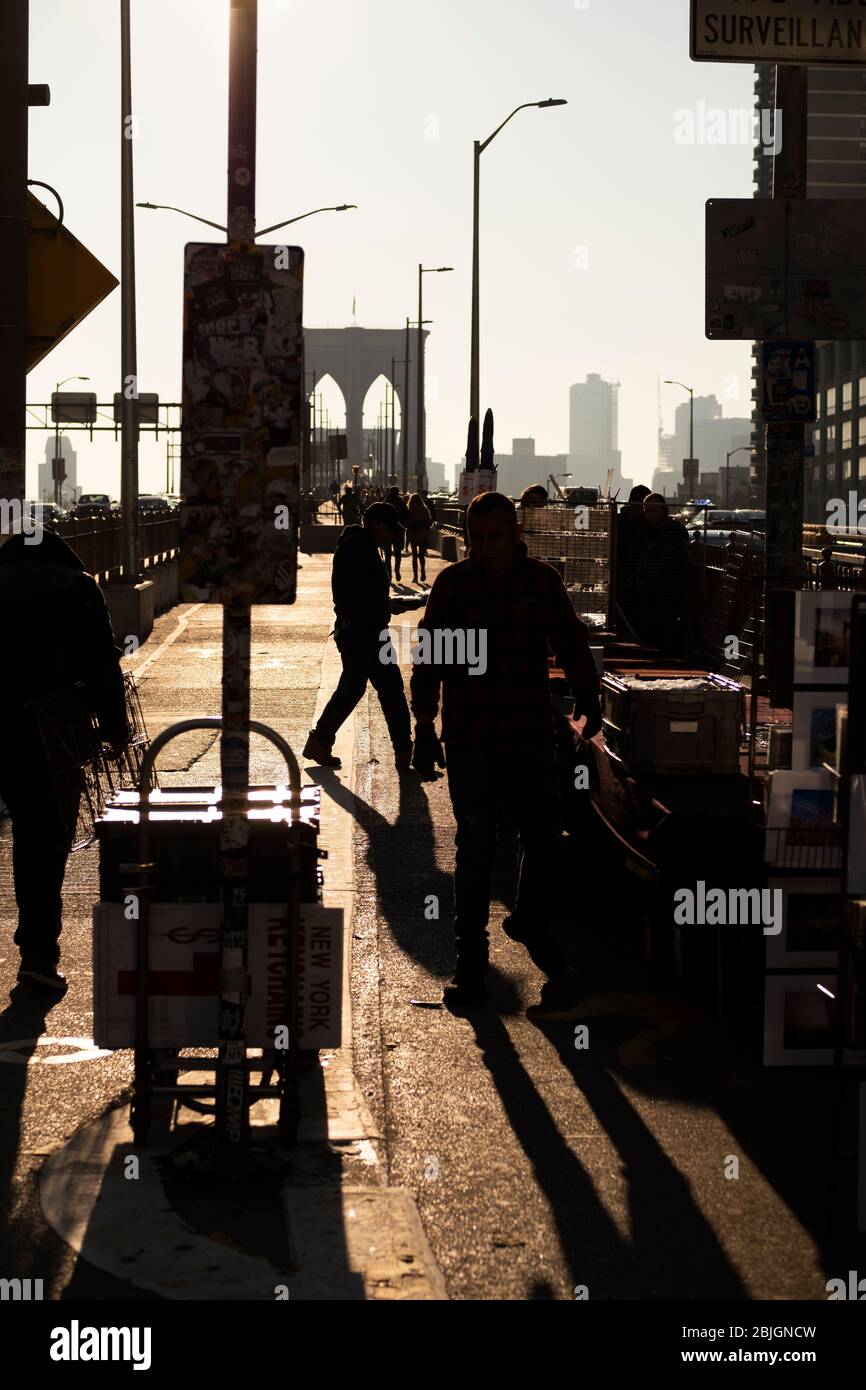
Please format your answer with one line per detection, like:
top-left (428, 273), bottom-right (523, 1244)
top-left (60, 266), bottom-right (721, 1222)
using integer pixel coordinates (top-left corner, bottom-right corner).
top-left (39, 436), bottom-right (77, 506)
top-left (671, 395), bottom-right (751, 494)
top-left (752, 65), bottom-right (866, 521)
top-left (569, 373), bottom-right (624, 491)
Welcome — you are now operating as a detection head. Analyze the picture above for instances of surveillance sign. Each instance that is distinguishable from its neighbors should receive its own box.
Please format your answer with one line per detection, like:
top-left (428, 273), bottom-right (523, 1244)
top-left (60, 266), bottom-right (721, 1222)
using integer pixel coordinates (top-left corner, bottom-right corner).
top-left (691, 1), bottom-right (866, 65)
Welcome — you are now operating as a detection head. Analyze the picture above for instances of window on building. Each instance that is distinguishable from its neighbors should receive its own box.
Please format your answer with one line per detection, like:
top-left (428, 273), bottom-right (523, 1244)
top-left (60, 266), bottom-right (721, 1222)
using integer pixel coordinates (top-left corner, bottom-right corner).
top-left (843, 420), bottom-right (853, 448)
top-left (844, 458), bottom-right (854, 480)
top-left (859, 456), bottom-right (866, 481)
top-left (827, 425), bottom-right (837, 450)
top-left (860, 375), bottom-right (866, 405)
top-left (859, 417), bottom-right (866, 447)
top-left (827, 386), bottom-right (837, 415)
top-left (844, 381), bottom-right (853, 411)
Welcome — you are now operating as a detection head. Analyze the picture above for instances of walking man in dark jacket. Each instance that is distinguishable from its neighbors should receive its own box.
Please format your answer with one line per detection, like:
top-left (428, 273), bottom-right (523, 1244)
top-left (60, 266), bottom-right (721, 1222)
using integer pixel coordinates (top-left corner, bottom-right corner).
top-left (303, 503), bottom-right (427, 773)
top-left (410, 492), bottom-right (602, 1006)
top-left (0, 527), bottom-right (128, 993)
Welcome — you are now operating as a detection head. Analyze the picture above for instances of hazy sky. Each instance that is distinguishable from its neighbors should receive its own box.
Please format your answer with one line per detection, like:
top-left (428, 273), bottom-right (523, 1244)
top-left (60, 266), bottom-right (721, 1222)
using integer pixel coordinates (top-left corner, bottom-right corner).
top-left (27, 0), bottom-right (757, 495)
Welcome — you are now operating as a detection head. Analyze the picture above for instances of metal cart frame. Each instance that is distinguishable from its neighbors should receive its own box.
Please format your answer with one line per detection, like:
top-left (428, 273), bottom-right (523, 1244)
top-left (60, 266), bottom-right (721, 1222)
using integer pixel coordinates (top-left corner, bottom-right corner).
top-left (120, 717), bottom-right (304, 1149)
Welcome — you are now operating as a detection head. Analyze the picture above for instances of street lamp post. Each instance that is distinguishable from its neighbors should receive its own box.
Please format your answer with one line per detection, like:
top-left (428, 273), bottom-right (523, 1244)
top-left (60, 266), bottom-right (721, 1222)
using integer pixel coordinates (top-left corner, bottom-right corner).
top-left (664, 379), bottom-right (695, 493)
top-left (136, 201), bottom-right (357, 237)
top-left (726, 445), bottom-right (752, 509)
top-left (53, 374), bottom-right (89, 506)
top-left (417, 265), bottom-right (452, 493)
top-left (470, 98), bottom-right (567, 431)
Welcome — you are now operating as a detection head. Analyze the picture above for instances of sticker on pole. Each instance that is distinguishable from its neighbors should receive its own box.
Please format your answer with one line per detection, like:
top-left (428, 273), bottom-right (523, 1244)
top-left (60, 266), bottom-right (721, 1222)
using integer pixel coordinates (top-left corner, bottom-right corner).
top-left (180, 242), bottom-right (304, 604)
top-left (762, 342), bottom-right (816, 423)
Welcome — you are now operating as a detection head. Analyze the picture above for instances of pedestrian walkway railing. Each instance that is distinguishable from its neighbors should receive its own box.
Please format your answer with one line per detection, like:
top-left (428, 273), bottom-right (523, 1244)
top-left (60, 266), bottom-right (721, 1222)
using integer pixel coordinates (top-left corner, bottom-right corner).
top-left (52, 515), bottom-right (180, 585)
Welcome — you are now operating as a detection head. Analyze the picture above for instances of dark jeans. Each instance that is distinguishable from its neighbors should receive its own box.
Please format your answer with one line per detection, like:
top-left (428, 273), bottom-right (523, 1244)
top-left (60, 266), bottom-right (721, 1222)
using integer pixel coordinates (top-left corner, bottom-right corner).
top-left (409, 540), bottom-right (426, 580)
top-left (0, 737), bottom-right (80, 965)
top-left (315, 622), bottom-right (411, 753)
top-left (445, 744), bottom-right (562, 963)
top-left (382, 541), bottom-right (402, 579)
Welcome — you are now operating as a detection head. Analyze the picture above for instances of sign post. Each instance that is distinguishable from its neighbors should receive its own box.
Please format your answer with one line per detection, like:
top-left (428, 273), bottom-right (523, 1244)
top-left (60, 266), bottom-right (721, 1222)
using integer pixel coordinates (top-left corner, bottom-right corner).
top-left (179, 0), bottom-right (302, 1171)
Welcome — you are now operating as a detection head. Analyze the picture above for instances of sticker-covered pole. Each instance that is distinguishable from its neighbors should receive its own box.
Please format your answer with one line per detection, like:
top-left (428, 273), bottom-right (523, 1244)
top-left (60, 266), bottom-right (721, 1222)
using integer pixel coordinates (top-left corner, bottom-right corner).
top-left (764, 66), bottom-right (808, 702)
top-left (215, 0), bottom-right (258, 1166)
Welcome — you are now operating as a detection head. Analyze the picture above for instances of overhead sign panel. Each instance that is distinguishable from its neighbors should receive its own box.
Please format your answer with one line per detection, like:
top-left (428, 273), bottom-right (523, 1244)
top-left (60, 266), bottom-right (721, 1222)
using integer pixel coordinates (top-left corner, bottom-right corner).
top-left (691, 0), bottom-right (866, 65)
top-left (706, 199), bottom-right (866, 339)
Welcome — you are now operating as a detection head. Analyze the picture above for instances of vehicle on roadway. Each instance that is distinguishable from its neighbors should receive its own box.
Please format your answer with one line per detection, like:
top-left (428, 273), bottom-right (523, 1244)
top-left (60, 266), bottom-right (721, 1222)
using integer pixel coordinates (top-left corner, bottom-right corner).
top-left (70, 493), bottom-right (117, 520)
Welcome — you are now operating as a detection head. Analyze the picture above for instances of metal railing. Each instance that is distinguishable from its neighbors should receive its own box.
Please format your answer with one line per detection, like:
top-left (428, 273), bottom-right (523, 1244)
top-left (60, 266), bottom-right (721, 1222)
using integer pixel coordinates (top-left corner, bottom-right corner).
top-left (52, 515), bottom-right (180, 585)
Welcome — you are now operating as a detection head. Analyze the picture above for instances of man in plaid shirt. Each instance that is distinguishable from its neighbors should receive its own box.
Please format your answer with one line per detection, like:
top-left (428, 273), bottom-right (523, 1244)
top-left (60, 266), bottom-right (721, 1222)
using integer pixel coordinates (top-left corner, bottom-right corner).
top-left (410, 491), bottom-right (602, 1007)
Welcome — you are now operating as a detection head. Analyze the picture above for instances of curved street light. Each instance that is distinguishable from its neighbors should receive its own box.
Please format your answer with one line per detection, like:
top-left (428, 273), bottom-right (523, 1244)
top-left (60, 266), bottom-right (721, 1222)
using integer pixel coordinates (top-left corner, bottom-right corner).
top-left (136, 201), bottom-right (357, 238)
top-left (470, 98), bottom-right (567, 428)
top-left (418, 267), bottom-right (454, 492)
top-left (664, 379), bottom-right (696, 488)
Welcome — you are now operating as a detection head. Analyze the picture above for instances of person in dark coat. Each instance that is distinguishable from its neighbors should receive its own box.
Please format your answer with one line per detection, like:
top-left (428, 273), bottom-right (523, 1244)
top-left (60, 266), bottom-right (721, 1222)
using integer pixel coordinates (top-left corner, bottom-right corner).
top-left (0, 526), bottom-right (128, 993)
top-left (410, 491), bottom-right (602, 1007)
top-left (383, 486), bottom-right (411, 580)
top-left (631, 493), bottom-right (691, 652)
top-left (303, 504), bottom-right (428, 773)
top-left (406, 493), bottom-right (432, 584)
top-left (615, 484), bottom-right (651, 634)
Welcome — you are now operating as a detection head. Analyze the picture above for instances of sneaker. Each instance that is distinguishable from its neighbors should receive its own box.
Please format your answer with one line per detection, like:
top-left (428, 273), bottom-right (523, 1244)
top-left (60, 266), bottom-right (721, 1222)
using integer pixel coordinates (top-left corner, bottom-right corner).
top-left (17, 961), bottom-right (68, 995)
top-left (395, 748), bottom-right (413, 773)
top-left (302, 730), bottom-right (342, 769)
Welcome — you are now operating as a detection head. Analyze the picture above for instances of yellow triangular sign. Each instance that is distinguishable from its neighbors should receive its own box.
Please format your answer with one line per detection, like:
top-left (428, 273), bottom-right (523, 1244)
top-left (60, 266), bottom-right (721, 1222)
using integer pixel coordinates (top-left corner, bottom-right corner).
top-left (27, 192), bottom-right (119, 372)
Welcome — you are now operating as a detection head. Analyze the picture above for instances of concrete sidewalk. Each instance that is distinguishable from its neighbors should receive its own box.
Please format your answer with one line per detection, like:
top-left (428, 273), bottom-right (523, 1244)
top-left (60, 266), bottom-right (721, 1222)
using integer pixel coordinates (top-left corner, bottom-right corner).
top-left (0, 545), bottom-right (850, 1301)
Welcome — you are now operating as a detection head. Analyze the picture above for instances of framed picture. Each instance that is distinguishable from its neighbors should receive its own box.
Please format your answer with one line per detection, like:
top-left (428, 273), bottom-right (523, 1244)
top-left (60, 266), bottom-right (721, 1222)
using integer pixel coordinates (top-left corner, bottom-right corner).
top-left (794, 591), bottom-right (852, 687)
top-left (765, 770), bottom-right (842, 869)
top-left (764, 973), bottom-right (838, 1066)
top-left (791, 691), bottom-right (846, 772)
top-left (765, 876), bottom-right (843, 969)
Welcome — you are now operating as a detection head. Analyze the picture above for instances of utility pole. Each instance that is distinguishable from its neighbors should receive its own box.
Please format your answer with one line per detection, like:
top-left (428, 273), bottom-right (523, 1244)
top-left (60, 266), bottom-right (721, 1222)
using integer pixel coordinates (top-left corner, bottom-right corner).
top-left (120, 0), bottom-right (141, 583)
top-left (402, 317), bottom-right (411, 495)
top-left (390, 356), bottom-right (396, 483)
top-left (416, 266), bottom-right (424, 493)
top-left (765, 69), bottom-right (808, 696)
top-left (215, 0), bottom-right (258, 1168)
top-left (0, 1), bottom-right (29, 505)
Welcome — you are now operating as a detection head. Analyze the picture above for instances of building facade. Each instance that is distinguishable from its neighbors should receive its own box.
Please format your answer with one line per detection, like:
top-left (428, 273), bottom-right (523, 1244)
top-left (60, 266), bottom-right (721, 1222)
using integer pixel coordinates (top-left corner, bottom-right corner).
top-left (751, 64), bottom-right (866, 524)
top-left (492, 438), bottom-right (570, 499)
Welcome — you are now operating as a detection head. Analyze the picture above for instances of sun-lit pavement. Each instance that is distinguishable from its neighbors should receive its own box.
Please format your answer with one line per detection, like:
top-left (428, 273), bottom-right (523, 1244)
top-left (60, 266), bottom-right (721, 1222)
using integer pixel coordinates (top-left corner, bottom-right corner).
top-left (0, 546), bottom-right (841, 1300)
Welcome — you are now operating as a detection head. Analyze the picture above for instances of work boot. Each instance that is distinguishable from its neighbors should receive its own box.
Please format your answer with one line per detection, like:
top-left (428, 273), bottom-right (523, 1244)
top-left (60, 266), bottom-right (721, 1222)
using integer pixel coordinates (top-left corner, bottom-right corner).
top-left (17, 960), bottom-right (68, 995)
top-left (302, 730), bottom-right (342, 769)
top-left (502, 912), bottom-right (568, 979)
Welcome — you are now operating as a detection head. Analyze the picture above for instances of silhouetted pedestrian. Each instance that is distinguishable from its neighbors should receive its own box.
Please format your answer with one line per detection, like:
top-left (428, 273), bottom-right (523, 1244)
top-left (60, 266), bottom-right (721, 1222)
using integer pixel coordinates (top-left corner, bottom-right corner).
top-left (303, 503), bottom-right (427, 773)
top-left (410, 491), bottom-right (602, 1007)
top-left (0, 527), bottom-right (128, 993)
